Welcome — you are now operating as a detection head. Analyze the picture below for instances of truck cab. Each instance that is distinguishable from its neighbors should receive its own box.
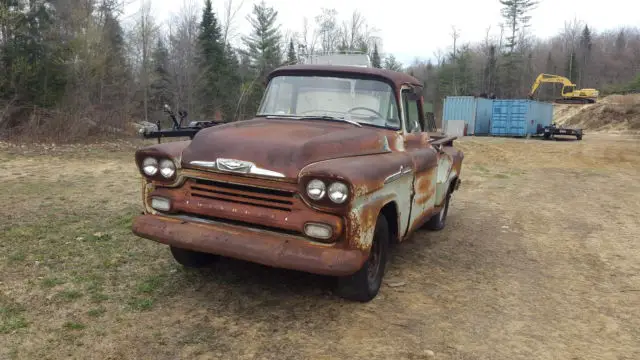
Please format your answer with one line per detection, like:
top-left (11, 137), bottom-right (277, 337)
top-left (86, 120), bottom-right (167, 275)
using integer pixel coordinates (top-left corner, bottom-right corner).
top-left (131, 64), bottom-right (464, 302)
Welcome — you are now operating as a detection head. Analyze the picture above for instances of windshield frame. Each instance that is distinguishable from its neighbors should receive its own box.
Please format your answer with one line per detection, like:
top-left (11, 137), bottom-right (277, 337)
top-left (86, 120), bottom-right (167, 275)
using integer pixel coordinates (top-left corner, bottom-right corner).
top-left (256, 72), bottom-right (403, 132)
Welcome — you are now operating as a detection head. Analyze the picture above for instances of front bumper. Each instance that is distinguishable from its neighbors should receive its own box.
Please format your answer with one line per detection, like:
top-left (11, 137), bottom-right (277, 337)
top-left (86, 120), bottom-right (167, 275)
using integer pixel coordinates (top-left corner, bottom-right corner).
top-left (132, 214), bottom-right (366, 276)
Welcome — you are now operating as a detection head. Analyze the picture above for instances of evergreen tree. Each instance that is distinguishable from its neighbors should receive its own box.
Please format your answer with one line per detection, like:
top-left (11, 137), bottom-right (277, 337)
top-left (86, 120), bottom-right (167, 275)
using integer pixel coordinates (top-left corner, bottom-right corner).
top-left (150, 38), bottom-right (172, 114)
top-left (197, 0), bottom-right (226, 118)
top-left (98, 8), bottom-right (129, 107)
top-left (383, 54), bottom-right (402, 71)
top-left (371, 44), bottom-right (381, 68)
top-left (219, 45), bottom-right (242, 120)
top-left (499, 0), bottom-right (537, 97)
top-left (579, 25), bottom-right (592, 87)
top-left (456, 46), bottom-right (474, 95)
top-left (240, 0), bottom-right (282, 116)
top-left (286, 39), bottom-right (296, 65)
top-left (615, 30), bottom-right (625, 54)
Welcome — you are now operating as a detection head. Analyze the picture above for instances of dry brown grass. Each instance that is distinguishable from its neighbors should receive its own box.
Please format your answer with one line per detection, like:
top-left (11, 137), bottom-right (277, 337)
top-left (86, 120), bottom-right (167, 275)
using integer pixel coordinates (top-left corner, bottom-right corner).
top-left (1, 135), bottom-right (639, 360)
top-left (555, 94), bottom-right (640, 132)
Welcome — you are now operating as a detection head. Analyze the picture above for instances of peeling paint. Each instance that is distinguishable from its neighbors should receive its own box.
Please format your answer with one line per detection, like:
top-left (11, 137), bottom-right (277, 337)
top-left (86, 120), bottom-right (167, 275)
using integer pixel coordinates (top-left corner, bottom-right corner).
top-left (131, 65), bottom-right (464, 277)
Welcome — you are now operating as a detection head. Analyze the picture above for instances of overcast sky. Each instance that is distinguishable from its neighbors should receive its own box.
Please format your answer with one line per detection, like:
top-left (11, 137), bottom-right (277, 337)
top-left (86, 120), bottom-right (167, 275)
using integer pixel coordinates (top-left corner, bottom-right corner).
top-left (124, 0), bottom-right (638, 65)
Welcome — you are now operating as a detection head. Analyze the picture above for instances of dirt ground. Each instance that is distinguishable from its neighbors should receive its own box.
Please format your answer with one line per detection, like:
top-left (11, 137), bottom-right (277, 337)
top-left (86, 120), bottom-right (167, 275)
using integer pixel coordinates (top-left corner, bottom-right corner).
top-left (1, 134), bottom-right (639, 360)
top-left (554, 94), bottom-right (640, 133)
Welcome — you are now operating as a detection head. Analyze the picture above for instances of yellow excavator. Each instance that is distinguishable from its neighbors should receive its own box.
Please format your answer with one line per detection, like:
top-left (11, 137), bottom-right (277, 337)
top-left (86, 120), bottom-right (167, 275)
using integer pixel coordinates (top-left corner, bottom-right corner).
top-left (529, 73), bottom-right (599, 104)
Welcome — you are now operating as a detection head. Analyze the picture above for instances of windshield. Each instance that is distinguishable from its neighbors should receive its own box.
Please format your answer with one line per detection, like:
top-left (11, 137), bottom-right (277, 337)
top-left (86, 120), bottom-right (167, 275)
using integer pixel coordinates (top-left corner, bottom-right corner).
top-left (257, 75), bottom-right (401, 130)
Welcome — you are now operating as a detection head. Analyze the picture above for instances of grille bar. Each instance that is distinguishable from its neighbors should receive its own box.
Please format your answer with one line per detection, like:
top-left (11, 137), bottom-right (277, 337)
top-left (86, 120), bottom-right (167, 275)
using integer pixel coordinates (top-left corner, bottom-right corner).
top-left (187, 178), bottom-right (296, 212)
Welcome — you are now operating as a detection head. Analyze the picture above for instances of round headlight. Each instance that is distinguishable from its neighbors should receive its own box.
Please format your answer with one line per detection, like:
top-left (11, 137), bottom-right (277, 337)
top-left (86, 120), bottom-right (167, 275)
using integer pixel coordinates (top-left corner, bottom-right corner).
top-left (328, 182), bottom-right (349, 203)
top-left (159, 159), bottom-right (176, 178)
top-left (142, 157), bottom-right (158, 176)
top-left (306, 179), bottom-right (326, 200)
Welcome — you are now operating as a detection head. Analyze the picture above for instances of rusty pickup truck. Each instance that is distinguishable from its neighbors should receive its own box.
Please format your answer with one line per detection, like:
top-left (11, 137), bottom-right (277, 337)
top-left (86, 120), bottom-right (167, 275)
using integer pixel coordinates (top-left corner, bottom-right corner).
top-left (131, 64), bottom-right (464, 302)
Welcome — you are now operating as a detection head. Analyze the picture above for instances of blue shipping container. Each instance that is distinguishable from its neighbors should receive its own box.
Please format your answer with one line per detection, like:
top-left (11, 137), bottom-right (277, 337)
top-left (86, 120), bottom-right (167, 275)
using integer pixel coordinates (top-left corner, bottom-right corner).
top-left (474, 98), bottom-right (493, 135)
top-left (490, 100), bottom-right (553, 137)
top-left (443, 96), bottom-right (476, 135)
top-left (443, 96), bottom-right (494, 135)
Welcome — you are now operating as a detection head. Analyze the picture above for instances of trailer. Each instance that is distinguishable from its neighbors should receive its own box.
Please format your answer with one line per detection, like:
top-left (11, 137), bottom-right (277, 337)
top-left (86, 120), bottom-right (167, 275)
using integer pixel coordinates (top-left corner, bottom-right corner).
top-left (139, 104), bottom-right (221, 143)
top-left (540, 123), bottom-right (583, 141)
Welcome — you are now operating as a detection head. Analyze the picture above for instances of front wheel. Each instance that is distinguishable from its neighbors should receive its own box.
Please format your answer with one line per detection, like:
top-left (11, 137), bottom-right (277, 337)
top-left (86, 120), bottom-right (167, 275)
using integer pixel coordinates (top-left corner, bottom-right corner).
top-left (335, 214), bottom-right (389, 302)
top-left (424, 191), bottom-right (451, 231)
top-left (170, 246), bottom-right (219, 268)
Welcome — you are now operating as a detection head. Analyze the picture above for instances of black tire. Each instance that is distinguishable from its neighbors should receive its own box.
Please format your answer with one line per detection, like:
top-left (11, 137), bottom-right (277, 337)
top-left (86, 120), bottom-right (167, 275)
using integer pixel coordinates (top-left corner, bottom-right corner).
top-left (576, 134), bottom-right (583, 141)
top-left (424, 190), bottom-right (451, 231)
top-left (543, 132), bottom-right (551, 140)
top-left (335, 214), bottom-right (389, 302)
top-left (170, 246), bottom-right (219, 268)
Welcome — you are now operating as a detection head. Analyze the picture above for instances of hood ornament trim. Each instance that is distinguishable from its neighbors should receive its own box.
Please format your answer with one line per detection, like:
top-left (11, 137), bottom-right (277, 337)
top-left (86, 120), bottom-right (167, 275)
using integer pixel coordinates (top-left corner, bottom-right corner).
top-left (189, 158), bottom-right (285, 178)
top-left (217, 158), bottom-right (252, 173)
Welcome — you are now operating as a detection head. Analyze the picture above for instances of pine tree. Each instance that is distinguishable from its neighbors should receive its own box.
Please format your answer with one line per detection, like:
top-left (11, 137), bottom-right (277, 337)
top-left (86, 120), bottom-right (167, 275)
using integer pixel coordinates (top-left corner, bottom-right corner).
top-left (219, 45), bottom-right (242, 120)
top-left (150, 38), bottom-right (172, 115)
top-left (240, 0), bottom-right (282, 116)
top-left (499, 0), bottom-right (538, 97)
top-left (197, 0), bottom-right (226, 118)
top-left (579, 25), bottom-right (592, 87)
top-left (456, 46), bottom-right (474, 95)
top-left (371, 44), bottom-right (381, 68)
top-left (383, 54), bottom-right (402, 71)
top-left (286, 39), bottom-right (296, 65)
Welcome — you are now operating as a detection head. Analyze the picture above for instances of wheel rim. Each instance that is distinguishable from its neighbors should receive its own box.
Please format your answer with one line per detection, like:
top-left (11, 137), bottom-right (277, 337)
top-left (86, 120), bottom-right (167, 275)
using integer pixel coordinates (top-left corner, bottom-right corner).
top-left (367, 238), bottom-right (381, 284)
top-left (439, 195), bottom-right (449, 222)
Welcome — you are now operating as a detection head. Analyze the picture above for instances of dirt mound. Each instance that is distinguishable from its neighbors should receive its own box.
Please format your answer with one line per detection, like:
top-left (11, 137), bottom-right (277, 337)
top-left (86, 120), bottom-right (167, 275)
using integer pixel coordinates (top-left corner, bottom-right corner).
top-left (553, 94), bottom-right (640, 133)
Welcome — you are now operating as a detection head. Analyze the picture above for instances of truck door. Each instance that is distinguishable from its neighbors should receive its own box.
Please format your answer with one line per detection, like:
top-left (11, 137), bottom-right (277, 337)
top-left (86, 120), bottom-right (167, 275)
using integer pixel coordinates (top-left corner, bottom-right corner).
top-left (400, 87), bottom-right (439, 234)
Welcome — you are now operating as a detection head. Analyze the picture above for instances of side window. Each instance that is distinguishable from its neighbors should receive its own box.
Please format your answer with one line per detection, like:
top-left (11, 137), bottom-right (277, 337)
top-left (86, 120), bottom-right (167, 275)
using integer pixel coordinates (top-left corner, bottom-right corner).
top-left (401, 89), bottom-right (422, 133)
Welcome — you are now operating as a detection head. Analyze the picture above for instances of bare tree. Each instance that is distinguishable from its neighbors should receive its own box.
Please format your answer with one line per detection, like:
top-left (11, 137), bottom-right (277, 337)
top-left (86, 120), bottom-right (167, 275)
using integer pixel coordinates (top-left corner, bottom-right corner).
top-left (221, 0), bottom-right (245, 47)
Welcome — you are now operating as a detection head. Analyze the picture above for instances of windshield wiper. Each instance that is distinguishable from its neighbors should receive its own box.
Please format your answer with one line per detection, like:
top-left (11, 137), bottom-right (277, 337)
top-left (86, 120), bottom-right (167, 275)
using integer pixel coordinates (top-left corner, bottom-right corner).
top-left (297, 115), bottom-right (362, 127)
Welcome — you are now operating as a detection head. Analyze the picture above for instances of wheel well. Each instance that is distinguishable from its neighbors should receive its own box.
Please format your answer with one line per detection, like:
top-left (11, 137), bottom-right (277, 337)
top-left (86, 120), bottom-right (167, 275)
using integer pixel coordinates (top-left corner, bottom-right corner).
top-left (448, 176), bottom-right (459, 194)
top-left (380, 202), bottom-right (399, 244)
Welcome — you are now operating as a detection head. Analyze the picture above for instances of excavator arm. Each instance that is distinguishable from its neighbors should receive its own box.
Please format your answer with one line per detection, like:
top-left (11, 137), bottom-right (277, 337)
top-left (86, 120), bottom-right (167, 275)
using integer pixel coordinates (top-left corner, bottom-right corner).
top-left (528, 73), bottom-right (597, 104)
top-left (529, 73), bottom-right (575, 98)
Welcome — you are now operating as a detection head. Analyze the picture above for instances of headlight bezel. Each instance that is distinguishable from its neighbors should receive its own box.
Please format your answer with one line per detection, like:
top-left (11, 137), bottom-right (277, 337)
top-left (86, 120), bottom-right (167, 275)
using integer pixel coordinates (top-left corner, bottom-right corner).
top-left (300, 175), bottom-right (352, 209)
top-left (136, 154), bottom-right (178, 182)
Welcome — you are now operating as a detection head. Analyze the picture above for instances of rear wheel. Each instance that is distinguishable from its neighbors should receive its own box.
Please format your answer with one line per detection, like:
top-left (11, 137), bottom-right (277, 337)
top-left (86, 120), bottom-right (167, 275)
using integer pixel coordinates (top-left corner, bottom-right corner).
top-left (170, 246), bottom-right (219, 268)
top-left (335, 214), bottom-right (389, 302)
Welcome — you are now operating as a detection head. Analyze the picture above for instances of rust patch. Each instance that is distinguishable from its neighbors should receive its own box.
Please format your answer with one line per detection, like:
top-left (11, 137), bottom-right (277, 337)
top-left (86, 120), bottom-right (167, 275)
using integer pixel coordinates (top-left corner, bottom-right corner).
top-left (414, 167), bottom-right (436, 206)
top-left (147, 178), bottom-right (345, 244)
top-left (132, 214), bottom-right (365, 276)
top-left (180, 119), bottom-right (394, 180)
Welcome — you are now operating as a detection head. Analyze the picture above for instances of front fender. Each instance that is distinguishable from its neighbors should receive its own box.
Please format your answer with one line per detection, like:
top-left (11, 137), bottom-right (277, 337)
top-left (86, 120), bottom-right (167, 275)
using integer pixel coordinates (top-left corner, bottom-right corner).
top-left (299, 152), bottom-right (414, 251)
top-left (436, 145), bottom-right (464, 205)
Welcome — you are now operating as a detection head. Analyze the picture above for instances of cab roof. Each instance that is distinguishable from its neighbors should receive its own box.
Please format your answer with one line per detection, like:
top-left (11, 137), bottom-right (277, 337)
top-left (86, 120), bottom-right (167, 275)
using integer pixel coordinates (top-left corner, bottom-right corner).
top-left (268, 64), bottom-right (423, 89)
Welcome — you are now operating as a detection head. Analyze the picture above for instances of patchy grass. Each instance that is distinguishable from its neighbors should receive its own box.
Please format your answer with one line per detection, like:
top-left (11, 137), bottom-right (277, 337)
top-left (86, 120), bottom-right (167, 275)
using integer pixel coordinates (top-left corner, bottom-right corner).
top-left (1, 136), bottom-right (639, 359)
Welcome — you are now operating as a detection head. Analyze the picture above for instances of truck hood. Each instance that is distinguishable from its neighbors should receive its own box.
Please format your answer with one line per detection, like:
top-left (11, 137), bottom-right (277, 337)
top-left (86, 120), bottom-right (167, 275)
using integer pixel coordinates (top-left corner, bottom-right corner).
top-left (180, 118), bottom-right (392, 179)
